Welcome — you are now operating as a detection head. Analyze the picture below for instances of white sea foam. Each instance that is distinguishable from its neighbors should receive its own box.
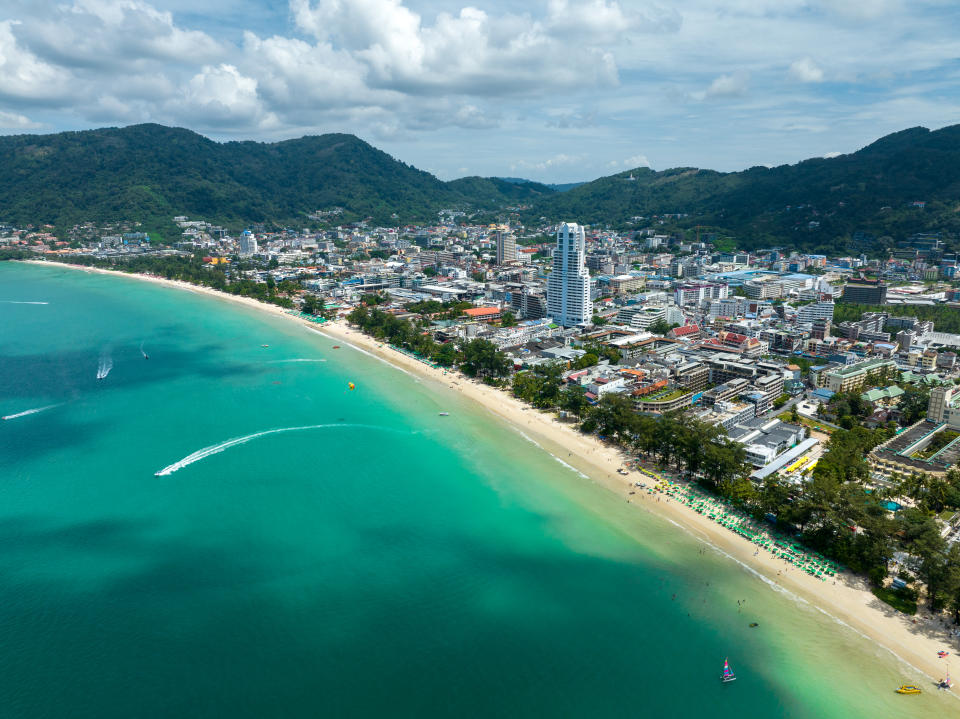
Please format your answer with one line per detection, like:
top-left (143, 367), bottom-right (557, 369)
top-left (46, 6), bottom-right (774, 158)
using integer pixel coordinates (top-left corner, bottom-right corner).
top-left (304, 327), bottom-right (414, 376)
top-left (267, 358), bottom-right (327, 363)
top-left (0, 300), bottom-right (49, 305)
top-left (646, 510), bottom-right (950, 686)
top-left (515, 428), bottom-right (590, 479)
top-left (155, 423), bottom-right (401, 476)
top-left (2, 403), bottom-right (61, 421)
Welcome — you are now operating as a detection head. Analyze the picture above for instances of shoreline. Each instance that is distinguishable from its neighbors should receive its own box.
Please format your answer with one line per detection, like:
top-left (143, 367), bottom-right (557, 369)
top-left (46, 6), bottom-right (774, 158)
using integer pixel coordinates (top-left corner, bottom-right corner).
top-left (25, 259), bottom-right (959, 687)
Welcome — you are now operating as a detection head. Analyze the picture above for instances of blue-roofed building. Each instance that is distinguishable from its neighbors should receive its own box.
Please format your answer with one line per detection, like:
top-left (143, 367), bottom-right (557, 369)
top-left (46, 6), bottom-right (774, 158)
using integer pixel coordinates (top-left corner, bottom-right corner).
top-left (812, 388), bottom-right (835, 402)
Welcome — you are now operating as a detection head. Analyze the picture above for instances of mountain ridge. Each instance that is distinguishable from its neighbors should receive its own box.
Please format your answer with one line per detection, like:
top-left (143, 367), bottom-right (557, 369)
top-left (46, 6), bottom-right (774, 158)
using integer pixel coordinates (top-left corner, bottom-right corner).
top-left (0, 123), bottom-right (554, 229)
top-left (2, 122), bottom-right (960, 252)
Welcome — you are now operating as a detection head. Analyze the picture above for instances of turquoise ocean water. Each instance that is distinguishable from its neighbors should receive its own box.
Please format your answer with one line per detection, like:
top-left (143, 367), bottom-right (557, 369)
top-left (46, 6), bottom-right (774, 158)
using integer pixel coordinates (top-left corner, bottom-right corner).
top-left (1, 263), bottom-right (955, 718)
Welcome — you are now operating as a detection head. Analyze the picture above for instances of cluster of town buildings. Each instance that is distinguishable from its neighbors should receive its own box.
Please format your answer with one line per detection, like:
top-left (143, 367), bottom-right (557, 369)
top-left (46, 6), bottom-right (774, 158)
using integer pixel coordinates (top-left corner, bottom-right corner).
top-left (4, 214), bottom-right (960, 499)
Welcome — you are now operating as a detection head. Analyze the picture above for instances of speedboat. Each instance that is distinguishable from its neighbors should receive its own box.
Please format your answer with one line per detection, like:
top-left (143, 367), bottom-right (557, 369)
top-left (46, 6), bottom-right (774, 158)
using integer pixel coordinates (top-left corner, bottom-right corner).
top-left (896, 685), bottom-right (921, 695)
top-left (439, 412), bottom-right (450, 416)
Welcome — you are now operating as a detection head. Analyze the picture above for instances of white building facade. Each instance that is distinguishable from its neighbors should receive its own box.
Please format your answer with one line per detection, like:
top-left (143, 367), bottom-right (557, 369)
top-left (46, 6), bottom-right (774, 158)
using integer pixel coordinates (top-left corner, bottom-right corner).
top-left (797, 301), bottom-right (835, 324)
top-left (495, 232), bottom-right (516, 264)
top-left (547, 222), bottom-right (593, 326)
top-left (238, 230), bottom-right (258, 256)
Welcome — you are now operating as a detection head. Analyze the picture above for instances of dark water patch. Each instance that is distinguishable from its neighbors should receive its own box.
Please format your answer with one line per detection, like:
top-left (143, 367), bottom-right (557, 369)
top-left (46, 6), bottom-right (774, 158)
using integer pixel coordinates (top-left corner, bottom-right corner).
top-left (0, 408), bottom-right (109, 468)
top-left (0, 343), bottom-right (257, 401)
top-left (0, 514), bottom-right (801, 719)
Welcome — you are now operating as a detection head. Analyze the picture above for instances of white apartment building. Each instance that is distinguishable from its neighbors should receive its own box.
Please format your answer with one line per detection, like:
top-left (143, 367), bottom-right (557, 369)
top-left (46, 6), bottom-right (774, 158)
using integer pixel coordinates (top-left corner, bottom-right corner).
top-left (710, 297), bottom-right (746, 318)
top-left (615, 305), bottom-right (667, 329)
top-left (495, 232), bottom-right (516, 264)
top-left (743, 277), bottom-right (782, 299)
top-left (797, 301), bottom-right (835, 324)
top-left (238, 230), bottom-right (258, 256)
top-left (674, 282), bottom-right (729, 306)
top-left (547, 222), bottom-right (593, 326)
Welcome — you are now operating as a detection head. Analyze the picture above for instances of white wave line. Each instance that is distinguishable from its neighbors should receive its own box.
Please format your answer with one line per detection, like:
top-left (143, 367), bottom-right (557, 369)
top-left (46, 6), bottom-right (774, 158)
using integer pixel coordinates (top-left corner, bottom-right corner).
top-left (0, 300), bottom-right (49, 305)
top-left (154, 423), bottom-right (403, 476)
top-left (304, 327), bottom-right (414, 376)
top-left (515, 428), bottom-right (590, 479)
top-left (2, 403), bottom-right (61, 421)
top-left (511, 420), bottom-right (944, 683)
top-left (267, 358), bottom-right (327, 363)
top-left (648, 512), bottom-right (948, 687)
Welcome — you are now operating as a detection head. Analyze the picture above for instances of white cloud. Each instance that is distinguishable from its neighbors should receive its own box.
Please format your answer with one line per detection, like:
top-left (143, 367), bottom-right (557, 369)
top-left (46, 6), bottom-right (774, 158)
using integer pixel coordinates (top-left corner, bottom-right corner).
top-left (289, 0), bottom-right (623, 95)
top-left (623, 154), bottom-right (651, 168)
top-left (0, 109), bottom-right (42, 129)
top-left (608, 154), bottom-right (651, 169)
top-left (510, 153), bottom-right (584, 172)
top-left (545, 0), bottom-right (681, 40)
top-left (0, 0), bottom-right (958, 178)
top-left (0, 20), bottom-right (73, 100)
top-left (703, 72), bottom-right (750, 99)
top-left (20, 0), bottom-right (222, 68)
top-left (170, 64), bottom-right (277, 129)
top-left (789, 57), bottom-right (824, 83)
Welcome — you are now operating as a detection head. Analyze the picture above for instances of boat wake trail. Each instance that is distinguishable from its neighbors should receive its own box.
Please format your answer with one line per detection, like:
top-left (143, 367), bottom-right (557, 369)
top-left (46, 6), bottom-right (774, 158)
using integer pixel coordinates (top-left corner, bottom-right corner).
top-left (0, 300), bottom-right (49, 305)
top-left (97, 348), bottom-right (113, 380)
top-left (140, 342), bottom-right (149, 359)
top-left (155, 423), bottom-right (403, 476)
top-left (2, 404), bottom-right (61, 421)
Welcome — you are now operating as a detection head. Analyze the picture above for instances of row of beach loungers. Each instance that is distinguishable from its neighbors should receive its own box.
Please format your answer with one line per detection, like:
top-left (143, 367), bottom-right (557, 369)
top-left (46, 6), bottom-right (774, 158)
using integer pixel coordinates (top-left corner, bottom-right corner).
top-left (641, 470), bottom-right (842, 581)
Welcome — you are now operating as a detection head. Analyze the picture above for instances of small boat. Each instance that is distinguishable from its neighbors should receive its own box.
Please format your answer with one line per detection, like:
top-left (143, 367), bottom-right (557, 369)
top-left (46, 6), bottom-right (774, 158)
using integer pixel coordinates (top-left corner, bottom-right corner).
top-left (749, 623), bottom-right (759, 628)
top-left (439, 412), bottom-right (449, 416)
top-left (332, 345), bottom-right (340, 349)
top-left (896, 685), bottom-right (921, 695)
top-left (721, 658), bottom-right (736, 683)
top-left (261, 344), bottom-right (269, 348)
top-left (617, 468), bottom-right (629, 475)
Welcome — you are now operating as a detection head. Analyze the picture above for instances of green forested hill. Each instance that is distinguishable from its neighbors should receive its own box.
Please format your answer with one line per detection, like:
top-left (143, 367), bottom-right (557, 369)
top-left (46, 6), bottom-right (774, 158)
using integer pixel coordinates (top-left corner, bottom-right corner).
top-left (530, 125), bottom-right (960, 251)
top-left (0, 124), bottom-right (552, 228)
top-left (3, 123), bottom-right (960, 253)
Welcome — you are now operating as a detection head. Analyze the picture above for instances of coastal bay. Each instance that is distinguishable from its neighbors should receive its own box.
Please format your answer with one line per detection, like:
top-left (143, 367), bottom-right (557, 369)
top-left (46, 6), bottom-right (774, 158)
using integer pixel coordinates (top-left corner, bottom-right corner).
top-left (2, 260), bottom-right (957, 717)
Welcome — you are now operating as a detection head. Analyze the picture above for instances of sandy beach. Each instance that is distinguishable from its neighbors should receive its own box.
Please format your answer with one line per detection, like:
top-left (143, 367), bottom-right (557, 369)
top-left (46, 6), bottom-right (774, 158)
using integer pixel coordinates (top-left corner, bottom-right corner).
top-left (30, 259), bottom-right (960, 687)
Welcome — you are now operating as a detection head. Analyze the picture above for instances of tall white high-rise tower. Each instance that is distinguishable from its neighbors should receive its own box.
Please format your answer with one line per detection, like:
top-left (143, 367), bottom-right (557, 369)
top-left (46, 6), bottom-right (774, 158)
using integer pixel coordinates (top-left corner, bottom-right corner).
top-left (547, 222), bottom-right (592, 326)
top-left (495, 232), bottom-right (516, 264)
top-left (238, 230), bottom-right (258, 256)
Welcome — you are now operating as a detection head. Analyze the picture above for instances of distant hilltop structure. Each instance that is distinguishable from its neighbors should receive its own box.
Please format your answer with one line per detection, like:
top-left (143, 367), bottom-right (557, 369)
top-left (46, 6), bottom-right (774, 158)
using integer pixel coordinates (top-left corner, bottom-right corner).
top-left (547, 222), bottom-right (592, 327)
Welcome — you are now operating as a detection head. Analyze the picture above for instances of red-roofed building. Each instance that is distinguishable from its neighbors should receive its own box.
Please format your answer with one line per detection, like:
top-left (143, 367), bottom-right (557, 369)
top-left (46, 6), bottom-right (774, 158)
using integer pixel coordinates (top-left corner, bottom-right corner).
top-left (462, 306), bottom-right (502, 322)
top-left (717, 330), bottom-right (761, 355)
top-left (668, 324), bottom-right (701, 340)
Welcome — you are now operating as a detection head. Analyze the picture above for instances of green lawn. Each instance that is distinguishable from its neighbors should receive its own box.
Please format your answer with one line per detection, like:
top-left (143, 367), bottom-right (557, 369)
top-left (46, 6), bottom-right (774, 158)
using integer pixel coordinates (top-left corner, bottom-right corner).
top-left (871, 586), bottom-right (917, 615)
top-left (777, 413), bottom-right (834, 434)
top-left (646, 388), bottom-right (691, 403)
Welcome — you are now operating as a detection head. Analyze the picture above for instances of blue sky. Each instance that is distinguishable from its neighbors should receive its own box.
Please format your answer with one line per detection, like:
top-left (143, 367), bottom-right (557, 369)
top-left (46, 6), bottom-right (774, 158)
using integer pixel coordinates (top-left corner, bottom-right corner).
top-left (1, 0), bottom-right (959, 183)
